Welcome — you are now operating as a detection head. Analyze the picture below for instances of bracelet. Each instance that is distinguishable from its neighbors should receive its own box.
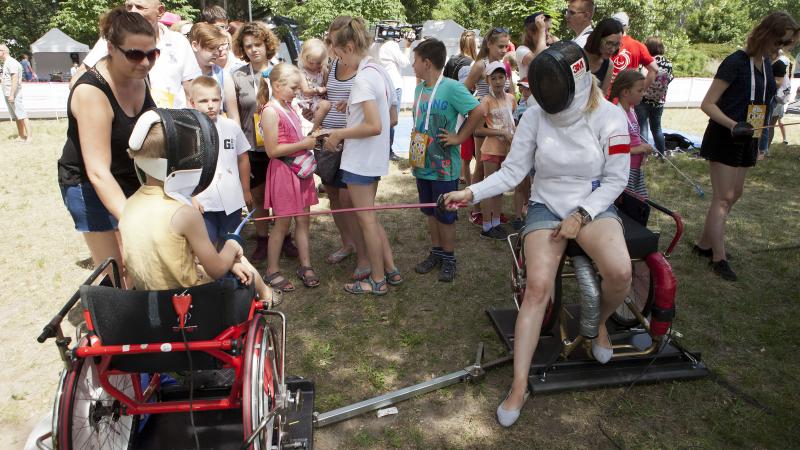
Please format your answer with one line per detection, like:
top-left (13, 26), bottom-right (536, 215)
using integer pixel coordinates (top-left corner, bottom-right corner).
top-left (569, 212), bottom-right (583, 227)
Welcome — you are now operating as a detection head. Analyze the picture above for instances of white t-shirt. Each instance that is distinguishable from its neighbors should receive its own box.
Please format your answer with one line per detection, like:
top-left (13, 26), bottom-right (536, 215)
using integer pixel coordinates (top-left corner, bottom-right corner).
top-left (573, 25), bottom-right (593, 48)
top-left (1, 56), bottom-right (22, 96)
top-left (195, 116), bottom-right (251, 214)
top-left (516, 45), bottom-right (532, 80)
top-left (83, 23), bottom-right (202, 108)
top-left (341, 58), bottom-right (394, 177)
top-left (377, 40), bottom-right (409, 91)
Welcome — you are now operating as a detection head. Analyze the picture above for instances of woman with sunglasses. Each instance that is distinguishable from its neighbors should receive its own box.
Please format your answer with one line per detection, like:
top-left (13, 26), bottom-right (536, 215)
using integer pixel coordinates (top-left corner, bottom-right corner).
top-left (57, 8), bottom-right (158, 286)
top-left (463, 27), bottom-right (513, 226)
top-left (231, 22), bottom-right (298, 262)
top-left (583, 18), bottom-right (624, 95)
top-left (694, 12), bottom-right (799, 281)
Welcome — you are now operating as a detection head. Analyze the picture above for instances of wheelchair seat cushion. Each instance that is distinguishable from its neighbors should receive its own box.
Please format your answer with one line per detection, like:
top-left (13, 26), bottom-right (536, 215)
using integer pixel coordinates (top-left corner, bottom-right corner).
top-left (80, 279), bottom-right (255, 372)
top-left (565, 212), bottom-right (659, 260)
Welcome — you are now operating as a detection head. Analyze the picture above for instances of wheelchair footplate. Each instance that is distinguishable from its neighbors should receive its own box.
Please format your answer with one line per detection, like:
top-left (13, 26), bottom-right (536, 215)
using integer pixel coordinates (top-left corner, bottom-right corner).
top-left (486, 304), bottom-right (709, 394)
top-left (136, 377), bottom-right (315, 449)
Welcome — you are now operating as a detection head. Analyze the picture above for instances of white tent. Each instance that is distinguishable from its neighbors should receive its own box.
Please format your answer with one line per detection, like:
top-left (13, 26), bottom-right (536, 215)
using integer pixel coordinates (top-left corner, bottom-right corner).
top-left (31, 28), bottom-right (90, 81)
top-left (421, 20), bottom-right (480, 61)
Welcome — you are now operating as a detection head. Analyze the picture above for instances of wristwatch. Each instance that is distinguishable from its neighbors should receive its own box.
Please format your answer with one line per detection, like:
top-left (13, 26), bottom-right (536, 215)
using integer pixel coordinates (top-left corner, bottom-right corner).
top-left (576, 207), bottom-right (592, 225)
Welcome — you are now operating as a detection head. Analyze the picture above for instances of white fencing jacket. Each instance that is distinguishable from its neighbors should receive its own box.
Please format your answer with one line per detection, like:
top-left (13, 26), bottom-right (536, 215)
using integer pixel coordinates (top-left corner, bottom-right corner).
top-left (469, 98), bottom-right (631, 220)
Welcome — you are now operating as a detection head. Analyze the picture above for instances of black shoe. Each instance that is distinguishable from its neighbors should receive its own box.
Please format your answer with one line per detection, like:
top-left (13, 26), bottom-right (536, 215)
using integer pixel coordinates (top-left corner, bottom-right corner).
top-left (692, 244), bottom-right (732, 260)
top-left (415, 253), bottom-right (441, 274)
top-left (389, 150), bottom-right (401, 161)
top-left (509, 217), bottom-right (525, 232)
top-left (438, 259), bottom-right (457, 282)
top-left (480, 226), bottom-right (508, 241)
top-left (710, 260), bottom-right (737, 281)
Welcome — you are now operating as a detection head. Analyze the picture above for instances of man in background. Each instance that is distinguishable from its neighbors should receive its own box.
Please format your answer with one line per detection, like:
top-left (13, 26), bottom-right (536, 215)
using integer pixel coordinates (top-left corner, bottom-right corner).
top-left (0, 44), bottom-right (32, 142)
top-left (565, 0), bottom-right (594, 48)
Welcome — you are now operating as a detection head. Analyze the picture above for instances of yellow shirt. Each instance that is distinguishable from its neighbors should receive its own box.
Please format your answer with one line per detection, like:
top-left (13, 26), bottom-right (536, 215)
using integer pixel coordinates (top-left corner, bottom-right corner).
top-left (119, 185), bottom-right (208, 290)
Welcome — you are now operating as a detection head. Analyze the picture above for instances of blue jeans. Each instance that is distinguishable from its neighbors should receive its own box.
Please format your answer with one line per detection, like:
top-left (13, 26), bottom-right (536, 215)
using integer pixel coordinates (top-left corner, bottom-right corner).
top-left (758, 99), bottom-right (776, 154)
top-left (203, 209), bottom-right (243, 246)
top-left (635, 102), bottom-right (666, 155)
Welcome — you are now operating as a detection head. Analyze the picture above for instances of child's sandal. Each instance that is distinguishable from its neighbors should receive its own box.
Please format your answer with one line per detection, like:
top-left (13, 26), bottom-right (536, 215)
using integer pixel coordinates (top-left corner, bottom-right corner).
top-left (384, 268), bottom-right (403, 286)
top-left (344, 277), bottom-right (388, 296)
top-left (265, 271), bottom-right (295, 292)
top-left (352, 265), bottom-right (372, 281)
top-left (296, 266), bottom-right (320, 288)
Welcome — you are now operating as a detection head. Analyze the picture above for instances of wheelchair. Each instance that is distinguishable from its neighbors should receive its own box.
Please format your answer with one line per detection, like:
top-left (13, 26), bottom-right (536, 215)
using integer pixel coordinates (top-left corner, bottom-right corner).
top-left (488, 191), bottom-right (709, 393)
top-left (36, 258), bottom-right (313, 450)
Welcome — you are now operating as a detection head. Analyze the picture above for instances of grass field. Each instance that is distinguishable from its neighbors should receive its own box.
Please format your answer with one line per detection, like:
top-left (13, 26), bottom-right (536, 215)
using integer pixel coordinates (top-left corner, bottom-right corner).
top-left (1, 109), bottom-right (799, 449)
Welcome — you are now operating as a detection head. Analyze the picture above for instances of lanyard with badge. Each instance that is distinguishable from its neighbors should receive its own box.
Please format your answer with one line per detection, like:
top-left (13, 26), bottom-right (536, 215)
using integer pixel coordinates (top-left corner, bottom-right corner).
top-left (409, 75), bottom-right (443, 168)
top-left (251, 64), bottom-right (273, 147)
top-left (747, 57), bottom-right (767, 139)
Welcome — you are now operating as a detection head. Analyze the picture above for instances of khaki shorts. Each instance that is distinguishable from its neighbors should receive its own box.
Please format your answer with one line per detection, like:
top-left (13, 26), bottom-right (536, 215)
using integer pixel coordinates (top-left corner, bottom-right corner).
top-left (4, 92), bottom-right (27, 120)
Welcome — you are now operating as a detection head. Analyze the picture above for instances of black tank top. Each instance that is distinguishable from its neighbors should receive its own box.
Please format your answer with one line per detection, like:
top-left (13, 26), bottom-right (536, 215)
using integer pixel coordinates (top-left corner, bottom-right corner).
top-left (57, 67), bottom-right (155, 197)
top-left (593, 58), bottom-right (610, 87)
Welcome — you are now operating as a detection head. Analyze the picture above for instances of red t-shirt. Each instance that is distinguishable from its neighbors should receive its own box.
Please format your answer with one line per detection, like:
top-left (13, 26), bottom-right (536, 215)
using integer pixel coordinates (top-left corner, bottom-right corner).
top-left (611, 35), bottom-right (654, 78)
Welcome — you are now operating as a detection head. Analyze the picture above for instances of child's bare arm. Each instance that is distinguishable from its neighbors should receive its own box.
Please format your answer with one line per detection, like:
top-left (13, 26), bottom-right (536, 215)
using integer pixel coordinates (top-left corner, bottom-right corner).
top-left (171, 205), bottom-right (240, 279)
top-left (237, 153), bottom-right (252, 208)
top-left (261, 106), bottom-right (317, 157)
top-left (299, 73), bottom-right (319, 97)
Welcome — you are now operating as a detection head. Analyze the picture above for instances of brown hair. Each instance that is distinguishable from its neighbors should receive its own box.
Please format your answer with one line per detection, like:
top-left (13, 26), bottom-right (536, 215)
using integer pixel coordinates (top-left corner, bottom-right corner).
top-left (414, 38), bottom-right (447, 70)
top-left (745, 11), bottom-right (800, 57)
top-left (190, 22), bottom-right (227, 49)
top-left (459, 30), bottom-right (478, 60)
top-left (645, 36), bottom-right (664, 56)
top-left (129, 123), bottom-right (165, 159)
top-left (477, 28), bottom-right (509, 60)
top-left (189, 75), bottom-right (221, 99)
top-left (608, 69), bottom-right (645, 101)
top-left (585, 18), bottom-right (624, 56)
top-left (99, 7), bottom-right (155, 47)
top-left (326, 16), bottom-right (372, 54)
top-left (232, 21), bottom-right (280, 63)
top-left (199, 5), bottom-right (227, 24)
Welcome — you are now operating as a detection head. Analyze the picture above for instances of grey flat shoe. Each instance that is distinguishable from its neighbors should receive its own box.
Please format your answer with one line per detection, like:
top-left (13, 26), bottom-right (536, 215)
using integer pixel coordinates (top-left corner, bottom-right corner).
top-left (592, 336), bottom-right (613, 364)
top-left (496, 389), bottom-right (530, 428)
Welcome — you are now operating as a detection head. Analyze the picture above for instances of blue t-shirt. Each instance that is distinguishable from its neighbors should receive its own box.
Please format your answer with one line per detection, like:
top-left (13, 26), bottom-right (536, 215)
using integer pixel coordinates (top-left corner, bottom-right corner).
top-left (713, 50), bottom-right (776, 123)
top-left (412, 77), bottom-right (480, 181)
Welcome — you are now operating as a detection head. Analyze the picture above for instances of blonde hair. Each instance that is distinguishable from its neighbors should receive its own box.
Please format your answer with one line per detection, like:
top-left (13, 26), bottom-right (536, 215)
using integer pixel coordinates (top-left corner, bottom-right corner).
top-left (459, 30), bottom-right (478, 60)
top-left (256, 63), bottom-right (301, 106)
top-left (189, 75), bottom-right (221, 99)
top-left (585, 75), bottom-right (603, 113)
top-left (129, 123), bottom-right (165, 159)
top-left (326, 16), bottom-right (372, 54)
top-left (299, 38), bottom-right (328, 70)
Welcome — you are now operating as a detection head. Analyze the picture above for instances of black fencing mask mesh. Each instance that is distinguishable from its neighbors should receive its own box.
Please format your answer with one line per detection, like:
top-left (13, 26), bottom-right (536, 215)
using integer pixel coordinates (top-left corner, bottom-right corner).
top-left (528, 41), bottom-right (590, 114)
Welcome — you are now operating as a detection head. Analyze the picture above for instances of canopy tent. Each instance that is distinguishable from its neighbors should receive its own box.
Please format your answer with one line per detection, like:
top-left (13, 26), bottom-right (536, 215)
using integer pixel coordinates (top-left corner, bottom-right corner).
top-left (31, 28), bottom-right (90, 81)
top-left (421, 20), bottom-right (480, 61)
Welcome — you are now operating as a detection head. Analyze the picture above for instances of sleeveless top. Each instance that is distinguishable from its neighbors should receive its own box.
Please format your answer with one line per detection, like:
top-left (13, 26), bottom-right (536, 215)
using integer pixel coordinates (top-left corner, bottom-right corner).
top-left (320, 59), bottom-right (356, 130)
top-left (593, 58), bottom-right (611, 87)
top-left (57, 67), bottom-right (155, 197)
top-left (119, 185), bottom-right (207, 290)
top-left (474, 57), bottom-right (512, 99)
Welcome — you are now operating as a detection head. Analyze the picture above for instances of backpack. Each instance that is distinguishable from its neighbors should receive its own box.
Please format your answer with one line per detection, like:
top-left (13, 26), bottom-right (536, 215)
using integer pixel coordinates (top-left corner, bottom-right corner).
top-left (443, 55), bottom-right (473, 81)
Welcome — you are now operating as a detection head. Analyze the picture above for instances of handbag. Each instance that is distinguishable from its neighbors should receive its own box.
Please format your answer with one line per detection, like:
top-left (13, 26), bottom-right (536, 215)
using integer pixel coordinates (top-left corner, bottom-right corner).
top-left (282, 151), bottom-right (317, 179)
top-left (314, 146), bottom-right (342, 185)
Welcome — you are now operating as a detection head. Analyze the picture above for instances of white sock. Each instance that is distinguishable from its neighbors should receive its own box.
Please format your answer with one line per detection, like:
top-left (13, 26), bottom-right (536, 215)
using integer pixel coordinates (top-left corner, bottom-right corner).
top-left (491, 217), bottom-right (501, 228)
top-left (482, 222), bottom-right (493, 232)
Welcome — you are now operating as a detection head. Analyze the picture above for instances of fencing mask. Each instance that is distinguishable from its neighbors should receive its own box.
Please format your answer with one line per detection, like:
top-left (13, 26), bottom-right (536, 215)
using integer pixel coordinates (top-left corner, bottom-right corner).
top-left (528, 41), bottom-right (591, 115)
top-left (128, 108), bottom-right (219, 205)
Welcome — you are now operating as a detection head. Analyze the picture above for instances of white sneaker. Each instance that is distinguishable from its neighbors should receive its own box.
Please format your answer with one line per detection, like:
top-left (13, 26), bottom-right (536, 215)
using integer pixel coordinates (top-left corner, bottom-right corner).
top-left (496, 389), bottom-right (530, 427)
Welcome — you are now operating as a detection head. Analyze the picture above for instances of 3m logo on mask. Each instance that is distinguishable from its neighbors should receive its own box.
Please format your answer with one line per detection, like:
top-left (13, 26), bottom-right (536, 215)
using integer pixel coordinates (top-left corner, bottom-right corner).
top-left (571, 58), bottom-right (587, 81)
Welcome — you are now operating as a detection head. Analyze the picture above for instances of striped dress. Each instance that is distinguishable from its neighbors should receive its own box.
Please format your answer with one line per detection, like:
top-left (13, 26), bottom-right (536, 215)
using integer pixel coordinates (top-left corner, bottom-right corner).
top-left (623, 107), bottom-right (648, 199)
top-left (315, 59), bottom-right (356, 184)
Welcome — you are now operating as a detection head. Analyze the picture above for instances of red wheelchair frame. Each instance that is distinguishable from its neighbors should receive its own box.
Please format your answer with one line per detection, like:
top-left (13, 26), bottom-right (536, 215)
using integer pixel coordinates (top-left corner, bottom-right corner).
top-left (38, 258), bottom-right (287, 450)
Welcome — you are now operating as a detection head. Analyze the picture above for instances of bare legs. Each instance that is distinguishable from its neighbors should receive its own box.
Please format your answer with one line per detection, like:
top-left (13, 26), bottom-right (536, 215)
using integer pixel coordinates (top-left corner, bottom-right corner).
top-left (346, 182), bottom-right (396, 291)
top-left (426, 216), bottom-right (455, 252)
top-left (696, 162), bottom-right (747, 262)
top-left (480, 161), bottom-right (502, 227)
top-left (83, 231), bottom-right (130, 288)
top-left (325, 184), bottom-right (369, 270)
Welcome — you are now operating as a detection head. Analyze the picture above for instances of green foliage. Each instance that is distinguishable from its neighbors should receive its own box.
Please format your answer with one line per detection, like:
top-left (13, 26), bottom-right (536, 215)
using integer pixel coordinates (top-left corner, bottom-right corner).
top-left (0, 0), bottom-right (59, 54)
top-left (163, 0), bottom-right (199, 22)
top-left (50, 0), bottom-right (112, 48)
top-left (401, 0), bottom-right (434, 24)
top-left (686, 0), bottom-right (752, 44)
top-left (671, 47), bottom-right (710, 77)
top-left (289, 0), bottom-right (406, 39)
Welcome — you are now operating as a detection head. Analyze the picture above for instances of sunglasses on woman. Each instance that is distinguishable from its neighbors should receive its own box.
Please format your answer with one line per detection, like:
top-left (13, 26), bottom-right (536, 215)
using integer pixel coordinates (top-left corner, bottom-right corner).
top-left (491, 27), bottom-right (509, 35)
top-left (116, 45), bottom-right (160, 63)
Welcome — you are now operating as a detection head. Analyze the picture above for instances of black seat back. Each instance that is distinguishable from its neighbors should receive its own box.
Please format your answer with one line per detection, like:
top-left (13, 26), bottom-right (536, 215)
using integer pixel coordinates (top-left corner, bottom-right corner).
top-left (80, 280), bottom-right (254, 372)
top-left (564, 211), bottom-right (660, 260)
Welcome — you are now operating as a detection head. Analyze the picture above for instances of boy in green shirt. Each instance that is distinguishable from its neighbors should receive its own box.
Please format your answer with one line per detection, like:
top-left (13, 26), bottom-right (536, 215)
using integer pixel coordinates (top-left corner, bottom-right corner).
top-left (410, 38), bottom-right (483, 281)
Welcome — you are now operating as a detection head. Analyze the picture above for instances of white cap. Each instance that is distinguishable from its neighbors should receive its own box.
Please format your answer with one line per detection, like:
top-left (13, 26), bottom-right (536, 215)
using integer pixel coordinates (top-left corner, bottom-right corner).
top-left (484, 61), bottom-right (507, 77)
top-left (612, 12), bottom-right (629, 27)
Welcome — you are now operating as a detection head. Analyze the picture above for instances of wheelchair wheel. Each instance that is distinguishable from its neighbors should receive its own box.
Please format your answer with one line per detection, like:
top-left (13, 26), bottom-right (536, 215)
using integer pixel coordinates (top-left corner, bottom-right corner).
top-left (611, 261), bottom-right (654, 328)
top-left (54, 354), bottom-right (138, 449)
top-left (242, 315), bottom-right (281, 450)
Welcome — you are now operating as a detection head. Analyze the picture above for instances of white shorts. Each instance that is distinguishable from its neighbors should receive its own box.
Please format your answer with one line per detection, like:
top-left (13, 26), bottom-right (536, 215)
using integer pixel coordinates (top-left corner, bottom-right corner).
top-left (4, 92), bottom-right (27, 120)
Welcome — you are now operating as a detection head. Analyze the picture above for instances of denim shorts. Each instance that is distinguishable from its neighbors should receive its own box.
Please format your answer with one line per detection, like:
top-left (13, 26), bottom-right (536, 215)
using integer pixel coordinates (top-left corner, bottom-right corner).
top-left (520, 202), bottom-right (621, 239)
top-left (203, 209), bottom-right (243, 245)
top-left (341, 169), bottom-right (381, 186)
top-left (416, 178), bottom-right (458, 224)
top-left (60, 183), bottom-right (118, 232)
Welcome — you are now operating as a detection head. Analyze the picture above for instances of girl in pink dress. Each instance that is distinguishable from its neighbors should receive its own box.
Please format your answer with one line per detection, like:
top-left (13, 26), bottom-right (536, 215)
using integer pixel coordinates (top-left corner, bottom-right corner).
top-left (258, 63), bottom-right (319, 291)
